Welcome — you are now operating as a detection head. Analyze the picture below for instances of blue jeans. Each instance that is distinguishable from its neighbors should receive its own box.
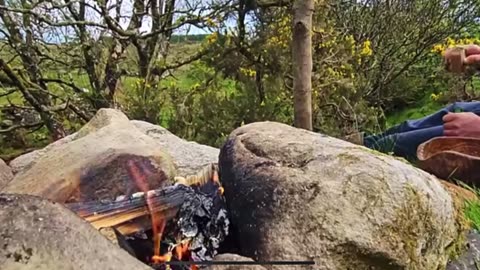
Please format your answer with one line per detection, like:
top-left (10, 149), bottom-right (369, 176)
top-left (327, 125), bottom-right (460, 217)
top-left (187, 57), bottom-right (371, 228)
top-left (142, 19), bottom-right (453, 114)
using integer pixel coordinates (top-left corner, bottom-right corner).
top-left (364, 102), bottom-right (480, 160)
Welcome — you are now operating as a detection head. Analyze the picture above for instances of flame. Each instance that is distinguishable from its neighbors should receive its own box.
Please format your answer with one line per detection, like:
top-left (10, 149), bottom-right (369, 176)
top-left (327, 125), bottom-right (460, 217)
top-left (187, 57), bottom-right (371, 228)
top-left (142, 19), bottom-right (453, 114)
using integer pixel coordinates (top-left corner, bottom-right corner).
top-left (152, 252), bottom-right (172, 262)
top-left (126, 160), bottom-right (219, 268)
top-left (151, 218), bottom-right (166, 260)
top-left (126, 160), bottom-right (166, 264)
top-left (175, 240), bottom-right (199, 270)
top-left (211, 168), bottom-right (225, 195)
top-left (175, 240), bottom-right (190, 261)
top-left (152, 251), bottom-right (172, 270)
top-left (212, 169), bottom-right (220, 185)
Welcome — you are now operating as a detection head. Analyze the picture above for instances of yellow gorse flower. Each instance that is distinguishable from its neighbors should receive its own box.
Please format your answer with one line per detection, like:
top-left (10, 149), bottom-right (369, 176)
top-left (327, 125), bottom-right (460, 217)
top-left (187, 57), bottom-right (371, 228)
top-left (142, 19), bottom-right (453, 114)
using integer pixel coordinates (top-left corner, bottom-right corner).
top-left (265, 13), bottom-right (290, 49)
top-left (207, 32), bottom-right (218, 44)
top-left (205, 17), bottom-right (215, 27)
top-left (431, 44), bottom-right (445, 54)
top-left (446, 37), bottom-right (455, 48)
top-left (431, 37), bottom-right (480, 55)
top-left (239, 67), bottom-right (256, 77)
top-left (360, 40), bottom-right (373, 56)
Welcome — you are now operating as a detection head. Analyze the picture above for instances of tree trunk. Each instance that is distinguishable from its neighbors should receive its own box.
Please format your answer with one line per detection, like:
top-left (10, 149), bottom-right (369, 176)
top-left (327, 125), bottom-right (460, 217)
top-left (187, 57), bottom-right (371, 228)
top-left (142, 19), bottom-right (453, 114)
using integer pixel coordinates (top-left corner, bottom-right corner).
top-left (292, 0), bottom-right (314, 130)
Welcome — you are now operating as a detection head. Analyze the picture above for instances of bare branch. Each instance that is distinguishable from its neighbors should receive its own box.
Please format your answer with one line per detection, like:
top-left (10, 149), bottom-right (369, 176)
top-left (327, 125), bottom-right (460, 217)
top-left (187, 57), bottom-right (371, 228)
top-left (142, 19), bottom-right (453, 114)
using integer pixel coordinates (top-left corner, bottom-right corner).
top-left (0, 121), bottom-right (44, 134)
top-left (0, 58), bottom-right (65, 138)
top-left (0, 89), bottom-right (17, 97)
top-left (0, 5), bottom-right (107, 29)
top-left (40, 78), bottom-right (88, 95)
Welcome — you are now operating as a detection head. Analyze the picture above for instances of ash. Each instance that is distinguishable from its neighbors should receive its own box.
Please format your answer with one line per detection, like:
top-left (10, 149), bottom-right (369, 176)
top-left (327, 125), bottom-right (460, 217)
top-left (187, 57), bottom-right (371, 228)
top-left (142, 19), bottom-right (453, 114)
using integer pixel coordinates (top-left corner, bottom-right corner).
top-left (176, 181), bottom-right (230, 262)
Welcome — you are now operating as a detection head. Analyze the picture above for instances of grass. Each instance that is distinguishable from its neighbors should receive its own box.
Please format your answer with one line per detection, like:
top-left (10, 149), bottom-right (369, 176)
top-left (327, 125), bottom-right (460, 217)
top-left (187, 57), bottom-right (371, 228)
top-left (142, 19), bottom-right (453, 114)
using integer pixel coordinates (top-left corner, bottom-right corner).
top-left (465, 200), bottom-right (480, 231)
top-left (385, 95), bottom-right (445, 128)
top-left (0, 41), bottom-right (203, 102)
top-left (462, 183), bottom-right (480, 232)
top-left (450, 181), bottom-right (480, 233)
top-left (0, 41), bottom-right (206, 157)
top-left (386, 75), bottom-right (480, 128)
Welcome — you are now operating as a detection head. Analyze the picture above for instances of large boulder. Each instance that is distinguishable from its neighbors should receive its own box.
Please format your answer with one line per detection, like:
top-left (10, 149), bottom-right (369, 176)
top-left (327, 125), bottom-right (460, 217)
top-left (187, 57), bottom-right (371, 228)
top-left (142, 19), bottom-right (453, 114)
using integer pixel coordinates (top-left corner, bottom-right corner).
top-left (8, 116), bottom-right (218, 179)
top-left (2, 109), bottom-right (176, 202)
top-left (0, 159), bottom-right (13, 189)
top-left (219, 121), bottom-right (461, 270)
top-left (0, 193), bottom-right (151, 270)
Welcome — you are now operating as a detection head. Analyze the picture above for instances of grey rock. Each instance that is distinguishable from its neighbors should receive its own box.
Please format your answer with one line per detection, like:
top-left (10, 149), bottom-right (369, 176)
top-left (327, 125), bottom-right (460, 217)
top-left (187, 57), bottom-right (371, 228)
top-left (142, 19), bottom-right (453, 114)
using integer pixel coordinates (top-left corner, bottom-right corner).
top-left (0, 193), bottom-right (151, 270)
top-left (9, 133), bottom-right (76, 175)
top-left (219, 121), bottom-right (459, 270)
top-left (132, 120), bottom-right (219, 176)
top-left (447, 230), bottom-right (480, 270)
top-left (131, 120), bottom-right (173, 135)
top-left (2, 109), bottom-right (176, 203)
top-left (9, 116), bottom-right (218, 181)
top-left (9, 110), bottom-right (136, 176)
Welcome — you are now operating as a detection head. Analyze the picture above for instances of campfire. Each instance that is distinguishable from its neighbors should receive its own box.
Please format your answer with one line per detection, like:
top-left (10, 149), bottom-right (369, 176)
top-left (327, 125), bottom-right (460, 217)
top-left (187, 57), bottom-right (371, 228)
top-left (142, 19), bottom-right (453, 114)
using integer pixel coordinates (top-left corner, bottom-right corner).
top-left (66, 163), bottom-right (229, 270)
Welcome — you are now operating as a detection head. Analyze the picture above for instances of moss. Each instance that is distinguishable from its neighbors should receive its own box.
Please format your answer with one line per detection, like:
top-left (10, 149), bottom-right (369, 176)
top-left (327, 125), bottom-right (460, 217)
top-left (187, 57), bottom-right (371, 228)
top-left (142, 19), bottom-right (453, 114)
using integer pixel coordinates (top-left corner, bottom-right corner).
top-left (357, 146), bottom-right (390, 157)
top-left (357, 146), bottom-right (401, 162)
top-left (444, 198), bottom-right (470, 263)
top-left (378, 184), bottom-right (456, 269)
top-left (337, 152), bottom-right (362, 164)
top-left (442, 182), bottom-right (480, 261)
top-left (352, 146), bottom-right (415, 168)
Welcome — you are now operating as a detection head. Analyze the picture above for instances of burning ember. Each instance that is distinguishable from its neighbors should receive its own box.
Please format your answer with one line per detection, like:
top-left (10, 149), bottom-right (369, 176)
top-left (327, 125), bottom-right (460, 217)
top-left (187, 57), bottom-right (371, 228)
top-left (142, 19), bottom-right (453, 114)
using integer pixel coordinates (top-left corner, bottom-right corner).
top-left (67, 163), bottom-right (229, 270)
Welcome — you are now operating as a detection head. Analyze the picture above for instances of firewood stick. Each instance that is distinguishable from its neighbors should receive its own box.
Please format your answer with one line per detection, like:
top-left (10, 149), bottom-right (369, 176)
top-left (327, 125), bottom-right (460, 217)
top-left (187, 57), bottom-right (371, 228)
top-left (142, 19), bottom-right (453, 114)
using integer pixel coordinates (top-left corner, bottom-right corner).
top-left (173, 163), bottom-right (219, 187)
top-left (114, 217), bottom-right (152, 235)
top-left (65, 185), bottom-right (188, 234)
top-left (66, 163), bottom-right (220, 235)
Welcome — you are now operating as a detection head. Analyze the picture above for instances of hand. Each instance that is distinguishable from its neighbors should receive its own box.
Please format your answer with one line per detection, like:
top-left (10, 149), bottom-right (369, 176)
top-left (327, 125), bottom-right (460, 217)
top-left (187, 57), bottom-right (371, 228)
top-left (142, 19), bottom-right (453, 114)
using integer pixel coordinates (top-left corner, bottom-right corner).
top-left (444, 44), bottom-right (480, 65)
top-left (442, 112), bottom-right (480, 137)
